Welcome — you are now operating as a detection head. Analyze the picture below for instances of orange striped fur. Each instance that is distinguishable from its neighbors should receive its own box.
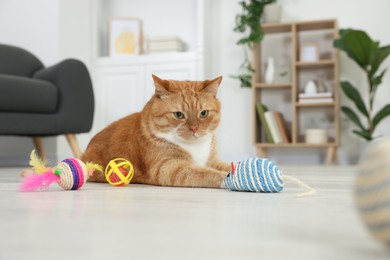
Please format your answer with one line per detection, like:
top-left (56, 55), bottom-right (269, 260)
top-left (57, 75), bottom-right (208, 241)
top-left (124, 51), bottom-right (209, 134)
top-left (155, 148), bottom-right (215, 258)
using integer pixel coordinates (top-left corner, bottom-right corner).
top-left (82, 75), bottom-right (230, 188)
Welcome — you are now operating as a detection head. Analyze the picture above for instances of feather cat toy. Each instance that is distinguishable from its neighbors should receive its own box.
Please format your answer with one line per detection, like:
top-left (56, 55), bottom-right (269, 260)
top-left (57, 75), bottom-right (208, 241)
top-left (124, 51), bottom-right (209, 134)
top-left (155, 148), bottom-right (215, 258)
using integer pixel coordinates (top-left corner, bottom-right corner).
top-left (20, 150), bottom-right (102, 191)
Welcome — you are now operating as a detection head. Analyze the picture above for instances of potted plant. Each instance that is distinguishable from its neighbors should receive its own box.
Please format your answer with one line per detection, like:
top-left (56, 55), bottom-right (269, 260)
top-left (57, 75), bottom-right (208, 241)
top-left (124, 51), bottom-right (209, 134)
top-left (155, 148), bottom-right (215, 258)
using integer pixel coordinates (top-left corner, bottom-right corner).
top-left (232, 0), bottom-right (276, 88)
top-left (333, 29), bottom-right (390, 141)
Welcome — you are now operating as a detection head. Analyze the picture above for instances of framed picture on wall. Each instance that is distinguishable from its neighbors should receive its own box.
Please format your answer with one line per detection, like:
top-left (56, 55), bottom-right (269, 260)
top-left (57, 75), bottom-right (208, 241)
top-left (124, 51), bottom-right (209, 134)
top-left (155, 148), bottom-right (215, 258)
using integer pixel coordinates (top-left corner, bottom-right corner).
top-left (109, 17), bottom-right (143, 56)
top-left (300, 43), bottom-right (319, 62)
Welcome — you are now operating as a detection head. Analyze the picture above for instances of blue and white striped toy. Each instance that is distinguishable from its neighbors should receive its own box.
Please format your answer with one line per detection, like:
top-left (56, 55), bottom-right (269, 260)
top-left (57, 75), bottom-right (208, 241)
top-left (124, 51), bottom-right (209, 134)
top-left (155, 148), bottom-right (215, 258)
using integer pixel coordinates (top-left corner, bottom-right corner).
top-left (224, 157), bottom-right (315, 196)
top-left (224, 157), bottom-right (284, 192)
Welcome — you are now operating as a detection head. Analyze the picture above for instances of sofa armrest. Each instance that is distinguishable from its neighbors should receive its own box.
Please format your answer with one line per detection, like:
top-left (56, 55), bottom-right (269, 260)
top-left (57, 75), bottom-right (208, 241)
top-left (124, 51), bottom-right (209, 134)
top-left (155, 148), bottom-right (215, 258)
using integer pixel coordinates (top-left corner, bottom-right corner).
top-left (33, 59), bottom-right (94, 133)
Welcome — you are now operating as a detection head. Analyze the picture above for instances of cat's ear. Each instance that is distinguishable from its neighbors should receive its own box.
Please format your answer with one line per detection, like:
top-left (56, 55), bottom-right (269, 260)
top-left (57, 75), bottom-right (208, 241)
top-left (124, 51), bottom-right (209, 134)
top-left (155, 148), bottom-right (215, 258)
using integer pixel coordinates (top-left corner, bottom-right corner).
top-left (152, 74), bottom-right (170, 97)
top-left (203, 76), bottom-right (223, 97)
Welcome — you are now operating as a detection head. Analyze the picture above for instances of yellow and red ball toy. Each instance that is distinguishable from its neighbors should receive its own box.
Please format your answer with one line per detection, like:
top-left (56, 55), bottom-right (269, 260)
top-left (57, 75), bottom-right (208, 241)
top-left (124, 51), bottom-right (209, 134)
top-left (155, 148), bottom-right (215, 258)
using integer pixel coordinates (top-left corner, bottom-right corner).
top-left (105, 158), bottom-right (134, 186)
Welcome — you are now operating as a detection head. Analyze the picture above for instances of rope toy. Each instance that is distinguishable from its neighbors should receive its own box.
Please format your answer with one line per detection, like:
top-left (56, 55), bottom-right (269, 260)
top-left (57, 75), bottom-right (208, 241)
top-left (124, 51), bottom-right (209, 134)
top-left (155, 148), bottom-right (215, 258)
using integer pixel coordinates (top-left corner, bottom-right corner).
top-left (105, 158), bottom-right (134, 186)
top-left (20, 150), bottom-right (102, 191)
top-left (355, 139), bottom-right (390, 245)
top-left (224, 157), bottom-right (315, 197)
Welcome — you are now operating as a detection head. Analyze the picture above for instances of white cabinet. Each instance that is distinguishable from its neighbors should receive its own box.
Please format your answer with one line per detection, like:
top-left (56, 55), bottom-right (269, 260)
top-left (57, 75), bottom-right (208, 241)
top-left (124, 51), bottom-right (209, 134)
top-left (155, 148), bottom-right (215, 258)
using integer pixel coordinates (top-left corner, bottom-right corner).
top-left (95, 64), bottom-right (144, 127)
top-left (94, 53), bottom-right (199, 130)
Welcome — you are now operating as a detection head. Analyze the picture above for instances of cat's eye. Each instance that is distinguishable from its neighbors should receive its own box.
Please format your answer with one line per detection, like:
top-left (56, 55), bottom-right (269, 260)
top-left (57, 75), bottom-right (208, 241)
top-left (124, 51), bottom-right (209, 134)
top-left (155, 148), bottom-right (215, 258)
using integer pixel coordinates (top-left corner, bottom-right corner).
top-left (199, 110), bottom-right (209, 118)
top-left (174, 111), bottom-right (185, 119)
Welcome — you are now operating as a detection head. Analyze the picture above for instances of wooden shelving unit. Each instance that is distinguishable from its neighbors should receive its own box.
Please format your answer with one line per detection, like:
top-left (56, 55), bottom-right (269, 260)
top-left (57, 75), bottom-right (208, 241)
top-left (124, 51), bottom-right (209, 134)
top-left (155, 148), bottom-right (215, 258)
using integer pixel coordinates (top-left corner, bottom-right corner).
top-left (252, 19), bottom-right (340, 163)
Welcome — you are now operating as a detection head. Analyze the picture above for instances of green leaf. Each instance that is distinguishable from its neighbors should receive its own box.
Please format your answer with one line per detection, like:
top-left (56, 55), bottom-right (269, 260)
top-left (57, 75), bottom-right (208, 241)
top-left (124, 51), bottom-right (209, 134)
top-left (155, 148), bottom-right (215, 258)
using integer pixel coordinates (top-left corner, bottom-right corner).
top-left (341, 106), bottom-right (365, 130)
top-left (244, 63), bottom-right (255, 73)
top-left (372, 104), bottom-right (390, 130)
top-left (371, 69), bottom-right (386, 93)
top-left (353, 130), bottom-right (372, 141)
top-left (237, 38), bottom-right (250, 45)
top-left (230, 74), bottom-right (252, 88)
top-left (340, 81), bottom-right (369, 117)
top-left (334, 29), bottom-right (376, 70)
top-left (369, 45), bottom-right (390, 77)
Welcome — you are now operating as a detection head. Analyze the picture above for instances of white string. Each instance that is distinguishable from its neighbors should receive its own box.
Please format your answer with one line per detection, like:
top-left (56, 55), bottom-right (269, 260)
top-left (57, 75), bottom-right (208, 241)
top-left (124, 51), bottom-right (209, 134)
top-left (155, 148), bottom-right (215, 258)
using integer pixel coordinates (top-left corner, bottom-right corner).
top-left (283, 175), bottom-right (316, 197)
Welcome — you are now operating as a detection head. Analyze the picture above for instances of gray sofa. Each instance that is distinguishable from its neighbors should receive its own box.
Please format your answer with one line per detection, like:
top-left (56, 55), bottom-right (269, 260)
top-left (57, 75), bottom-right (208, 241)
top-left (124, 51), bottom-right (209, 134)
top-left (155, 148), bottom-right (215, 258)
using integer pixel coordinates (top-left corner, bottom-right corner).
top-left (0, 44), bottom-right (94, 158)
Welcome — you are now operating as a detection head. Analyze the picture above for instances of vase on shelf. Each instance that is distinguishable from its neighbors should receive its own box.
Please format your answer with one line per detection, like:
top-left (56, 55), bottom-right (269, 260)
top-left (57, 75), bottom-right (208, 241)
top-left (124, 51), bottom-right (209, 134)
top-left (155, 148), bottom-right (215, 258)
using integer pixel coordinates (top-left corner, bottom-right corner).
top-left (265, 57), bottom-right (275, 84)
top-left (304, 80), bottom-right (318, 94)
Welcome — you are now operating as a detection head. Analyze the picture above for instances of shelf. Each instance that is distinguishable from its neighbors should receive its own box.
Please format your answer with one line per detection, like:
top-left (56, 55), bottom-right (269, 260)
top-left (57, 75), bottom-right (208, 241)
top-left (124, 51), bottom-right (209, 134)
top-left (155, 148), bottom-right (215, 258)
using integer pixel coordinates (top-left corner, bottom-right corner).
top-left (296, 59), bottom-right (335, 68)
top-left (295, 19), bottom-right (336, 32)
top-left (254, 83), bottom-right (292, 89)
top-left (296, 102), bottom-right (335, 108)
top-left (255, 142), bottom-right (337, 148)
top-left (262, 23), bottom-right (292, 34)
top-left (261, 19), bottom-right (336, 34)
top-left (253, 19), bottom-right (340, 163)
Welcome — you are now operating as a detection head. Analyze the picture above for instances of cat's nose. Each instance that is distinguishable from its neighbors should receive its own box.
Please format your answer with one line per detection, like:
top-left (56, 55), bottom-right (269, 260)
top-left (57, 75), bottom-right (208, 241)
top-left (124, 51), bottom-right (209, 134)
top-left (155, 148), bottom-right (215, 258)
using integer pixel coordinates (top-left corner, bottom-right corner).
top-left (189, 125), bottom-right (199, 133)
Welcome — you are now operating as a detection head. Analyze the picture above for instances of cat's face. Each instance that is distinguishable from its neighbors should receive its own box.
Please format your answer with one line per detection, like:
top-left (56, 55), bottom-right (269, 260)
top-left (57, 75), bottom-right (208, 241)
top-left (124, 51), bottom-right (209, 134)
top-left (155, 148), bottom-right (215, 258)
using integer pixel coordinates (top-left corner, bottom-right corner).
top-left (149, 75), bottom-right (222, 143)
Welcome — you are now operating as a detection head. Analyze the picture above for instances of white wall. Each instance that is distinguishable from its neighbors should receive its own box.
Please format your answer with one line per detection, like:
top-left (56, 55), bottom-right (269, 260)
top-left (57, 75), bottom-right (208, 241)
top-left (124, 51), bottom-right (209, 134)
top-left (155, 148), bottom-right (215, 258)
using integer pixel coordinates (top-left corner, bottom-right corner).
top-left (57, 0), bottom-right (94, 160)
top-left (0, 0), bottom-right (59, 165)
top-left (0, 0), bottom-right (60, 64)
top-left (212, 0), bottom-right (390, 164)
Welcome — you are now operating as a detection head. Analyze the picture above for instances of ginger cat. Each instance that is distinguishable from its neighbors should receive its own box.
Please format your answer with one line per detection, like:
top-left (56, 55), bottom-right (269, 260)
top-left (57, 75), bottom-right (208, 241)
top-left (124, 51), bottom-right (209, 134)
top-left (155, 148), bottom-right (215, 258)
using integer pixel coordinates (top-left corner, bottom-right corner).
top-left (82, 75), bottom-right (231, 188)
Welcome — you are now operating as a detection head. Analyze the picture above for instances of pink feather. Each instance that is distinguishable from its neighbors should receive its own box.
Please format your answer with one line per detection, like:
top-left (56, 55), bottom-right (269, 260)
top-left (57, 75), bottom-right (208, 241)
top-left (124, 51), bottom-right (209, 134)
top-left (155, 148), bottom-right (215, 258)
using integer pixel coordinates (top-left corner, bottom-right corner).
top-left (20, 169), bottom-right (60, 192)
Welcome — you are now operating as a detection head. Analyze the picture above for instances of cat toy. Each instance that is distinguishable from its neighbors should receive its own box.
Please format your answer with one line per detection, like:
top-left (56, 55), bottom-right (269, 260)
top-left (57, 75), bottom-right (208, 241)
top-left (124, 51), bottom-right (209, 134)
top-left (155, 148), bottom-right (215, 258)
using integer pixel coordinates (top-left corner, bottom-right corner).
top-left (355, 139), bottom-right (390, 245)
top-left (105, 158), bottom-right (134, 186)
top-left (20, 150), bottom-right (102, 191)
top-left (224, 157), bottom-right (316, 197)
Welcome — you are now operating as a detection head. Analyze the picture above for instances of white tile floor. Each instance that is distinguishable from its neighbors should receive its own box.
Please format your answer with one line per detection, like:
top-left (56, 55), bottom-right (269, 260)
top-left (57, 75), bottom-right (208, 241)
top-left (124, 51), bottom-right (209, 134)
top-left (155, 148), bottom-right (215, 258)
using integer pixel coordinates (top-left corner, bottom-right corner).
top-left (0, 166), bottom-right (389, 260)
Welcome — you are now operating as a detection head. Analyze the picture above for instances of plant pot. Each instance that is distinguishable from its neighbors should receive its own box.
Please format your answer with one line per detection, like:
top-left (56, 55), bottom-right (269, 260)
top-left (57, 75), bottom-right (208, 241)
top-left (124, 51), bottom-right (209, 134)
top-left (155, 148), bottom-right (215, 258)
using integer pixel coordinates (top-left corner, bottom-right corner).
top-left (263, 3), bottom-right (282, 23)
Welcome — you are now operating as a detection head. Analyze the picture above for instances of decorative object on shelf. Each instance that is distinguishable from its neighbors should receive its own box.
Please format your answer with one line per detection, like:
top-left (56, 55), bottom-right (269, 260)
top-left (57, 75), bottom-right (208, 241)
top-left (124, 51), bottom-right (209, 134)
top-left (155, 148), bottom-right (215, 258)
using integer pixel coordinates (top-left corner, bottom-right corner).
top-left (256, 103), bottom-right (290, 144)
top-left (298, 92), bottom-right (334, 104)
top-left (263, 3), bottom-right (282, 23)
top-left (148, 35), bottom-right (183, 53)
top-left (355, 139), bottom-right (390, 245)
top-left (305, 129), bottom-right (327, 144)
top-left (256, 103), bottom-right (274, 143)
top-left (316, 73), bottom-right (328, 92)
top-left (300, 43), bottom-right (319, 62)
top-left (304, 80), bottom-right (318, 94)
top-left (264, 57), bottom-right (275, 83)
top-left (264, 111), bottom-right (282, 143)
top-left (274, 65), bottom-right (290, 83)
top-left (231, 0), bottom-right (277, 88)
top-left (110, 17), bottom-right (143, 56)
top-left (264, 111), bottom-right (289, 143)
top-left (20, 150), bottom-right (102, 192)
top-left (333, 28), bottom-right (390, 141)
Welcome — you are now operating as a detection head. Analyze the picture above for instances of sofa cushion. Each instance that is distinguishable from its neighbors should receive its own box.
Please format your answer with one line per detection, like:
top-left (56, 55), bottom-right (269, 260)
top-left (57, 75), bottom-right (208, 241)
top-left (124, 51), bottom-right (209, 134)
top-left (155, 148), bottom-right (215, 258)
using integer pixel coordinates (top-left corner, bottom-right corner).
top-left (0, 44), bottom-right (44, 77)
top-left (0, 74), bottom-right (58, 113)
